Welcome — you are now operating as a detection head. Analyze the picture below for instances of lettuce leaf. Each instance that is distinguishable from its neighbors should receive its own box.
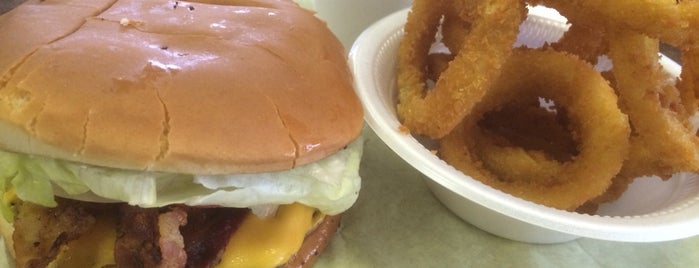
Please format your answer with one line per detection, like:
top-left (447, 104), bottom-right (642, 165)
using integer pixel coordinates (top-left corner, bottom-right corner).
top-left (0, 152), bottom-right (62, 221)
top-left (0, 136), bottom-right (363, 221)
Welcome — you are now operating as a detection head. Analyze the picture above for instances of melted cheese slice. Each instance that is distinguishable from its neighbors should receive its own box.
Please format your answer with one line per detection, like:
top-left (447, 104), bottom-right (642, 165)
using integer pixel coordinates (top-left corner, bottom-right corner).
top-left (49, 213), bottom-right (117, 268)
top-left (218, 203), bottom-right (316, 267)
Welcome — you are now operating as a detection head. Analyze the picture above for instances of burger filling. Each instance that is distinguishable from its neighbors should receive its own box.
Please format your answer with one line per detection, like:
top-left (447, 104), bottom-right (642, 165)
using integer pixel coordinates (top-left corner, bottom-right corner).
top-left (8, 198), bottom-right (326, 267)
top-left (0, 137), bottom-right (363, 222)
top-left (0, 137), bottom-right (363, 267)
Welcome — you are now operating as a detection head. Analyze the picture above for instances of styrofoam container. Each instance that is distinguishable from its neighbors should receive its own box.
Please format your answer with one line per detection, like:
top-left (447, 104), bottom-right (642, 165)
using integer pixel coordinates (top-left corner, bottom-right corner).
top-left (349, 6), bottom-right (699, 243)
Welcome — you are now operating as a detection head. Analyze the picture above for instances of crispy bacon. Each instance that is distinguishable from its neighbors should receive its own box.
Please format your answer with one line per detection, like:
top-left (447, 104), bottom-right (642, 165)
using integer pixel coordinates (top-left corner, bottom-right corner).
top-left (114, 205), bottom-right (161, 267)
top-left (180, 207), bottom-right (248, 268)
top-left (157, 207), bottom-right (188, 268)
top-left (12, 200), bottom-right (254, 268)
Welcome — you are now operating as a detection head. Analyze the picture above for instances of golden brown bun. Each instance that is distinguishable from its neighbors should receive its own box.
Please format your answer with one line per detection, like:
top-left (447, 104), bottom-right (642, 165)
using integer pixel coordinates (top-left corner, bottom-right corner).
top-left (0, 0), bottom-right (363, 174)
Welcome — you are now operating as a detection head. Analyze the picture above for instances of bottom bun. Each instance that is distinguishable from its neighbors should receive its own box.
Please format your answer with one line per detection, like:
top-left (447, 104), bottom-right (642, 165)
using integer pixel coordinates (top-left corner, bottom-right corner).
top-left (284, 214), bottom-right (341, 268)
top-left (0, 198), bottom-right (340, 268)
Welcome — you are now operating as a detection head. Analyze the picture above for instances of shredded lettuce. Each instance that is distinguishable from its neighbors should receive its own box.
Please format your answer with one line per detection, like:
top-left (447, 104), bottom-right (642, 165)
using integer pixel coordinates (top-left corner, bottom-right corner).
top-left (0, 136), bottom-right (363, 221)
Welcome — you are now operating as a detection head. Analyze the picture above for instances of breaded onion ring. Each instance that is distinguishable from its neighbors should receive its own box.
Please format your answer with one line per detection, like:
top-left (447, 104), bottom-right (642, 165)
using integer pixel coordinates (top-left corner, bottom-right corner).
top-left (581, 30), bottom-right (699, 206)
top-left (679, 2), bottom-right (699, 121)
top-left (550, 22), bottom-right (607, 65)
top-left (439, 7), bottom-right (471, 55)
top-left (396, 0), bottom-right (526, 138)
top-left (608, 31), bottom-right (699, 179)
top-left (533, 0), bottom-right (691, 47)
top-left (474, 101), bottom-right (577, 185)
top-left (473, 133), bottom-right (565, 186)
top-left (532, 0), bottom-right (699, 208)
top-left (425, 53), bottom-right (454, 82)
top-left (477, 100), bottom-right (577, 162)
top-left (439, 49), bottom-right (630, 210)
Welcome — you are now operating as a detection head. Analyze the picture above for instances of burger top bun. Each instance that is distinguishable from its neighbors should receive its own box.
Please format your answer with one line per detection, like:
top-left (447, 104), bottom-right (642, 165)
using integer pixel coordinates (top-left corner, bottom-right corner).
top-left (0, 0), bottom-right (363, 174)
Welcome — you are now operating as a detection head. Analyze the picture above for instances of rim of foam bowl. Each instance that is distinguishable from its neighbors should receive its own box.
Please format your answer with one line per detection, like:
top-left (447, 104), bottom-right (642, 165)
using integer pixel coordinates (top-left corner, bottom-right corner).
top-left (349, 7), bottom-right (699, 242)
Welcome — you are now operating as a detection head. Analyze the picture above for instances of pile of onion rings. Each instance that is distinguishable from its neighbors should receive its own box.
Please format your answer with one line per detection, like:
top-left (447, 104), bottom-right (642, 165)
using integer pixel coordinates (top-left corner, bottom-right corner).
top-left (397, 0), bottom-right (699, 212)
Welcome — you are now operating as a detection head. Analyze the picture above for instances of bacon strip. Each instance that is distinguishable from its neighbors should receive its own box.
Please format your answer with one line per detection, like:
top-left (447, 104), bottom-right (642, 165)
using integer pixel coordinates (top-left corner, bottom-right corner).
top-left (114, 205), bottom-right (161, 267)
top-left (179, 207), bottom-right (248, 268)
top-left (157, 207), bottom-right (188, 268)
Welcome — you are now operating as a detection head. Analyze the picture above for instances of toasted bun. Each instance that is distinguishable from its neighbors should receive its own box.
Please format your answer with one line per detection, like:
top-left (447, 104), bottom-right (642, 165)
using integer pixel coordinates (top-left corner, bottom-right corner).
top-left (0, 0), bottom-right (362, 174)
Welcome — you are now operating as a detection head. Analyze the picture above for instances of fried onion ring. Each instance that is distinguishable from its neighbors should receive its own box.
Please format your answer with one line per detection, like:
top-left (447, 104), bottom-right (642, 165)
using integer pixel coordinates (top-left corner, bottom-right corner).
top-left (477, 100), bottom-right (577, 163)
top-left (439, 49), bottom-right (630, 210)
top-left (473, 100), bottom-right (577, 185)
top-left (549, 21), bottom-right (607, 65)
top-left (533, 0), bottom-right (692, 47)
top-left (396, 0), bottom-right (526, 138)
top-left (608, 31), bottom-right (699, 179)
top-left (473, 131), bottom-right (565, 186)
top-left (439, 6), bottom-right (471, 56)
top-left (577, 30), bottom-right (699, 206)
top-left (425, 53), bottom-right (454, 82)
top-left (529, 1), bottom-right (699, 209)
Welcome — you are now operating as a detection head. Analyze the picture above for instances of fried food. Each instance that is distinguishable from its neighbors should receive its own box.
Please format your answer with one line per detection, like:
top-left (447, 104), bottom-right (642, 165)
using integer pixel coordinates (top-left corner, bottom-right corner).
top-left (550, 22), bottom-right (606, 65)
top-left (397, 0), bottom-right (699, 212)
top-left (396, 0), bottom-right (526, 138)
top-left (533, 0), bottom-right (690, 46)
top-left (680, 44), bottom-right (699, 122)
top-left (474, 101), bottom-right (576, 185)
top-left (477, 100), bottom-right (577, 163)
top-left (425, 53), bottom-right (454, 82)
top-left (580, 30), bottom-right (699, 205)
top-left (540, 0), bottom-right (699, 207)
top-left (440, 49), bottom-right (630, 211)
top-left (610, 31), bottom-right (699, 175)
top-left (473, 133), bottom-right (565, 186)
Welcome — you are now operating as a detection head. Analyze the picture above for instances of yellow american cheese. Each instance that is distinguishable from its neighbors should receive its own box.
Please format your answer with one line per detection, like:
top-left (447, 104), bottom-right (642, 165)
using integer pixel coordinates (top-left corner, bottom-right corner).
top-left (49, 213), bottom-right (117, 268)
top-left (217, 203), bottom-right (315, 267)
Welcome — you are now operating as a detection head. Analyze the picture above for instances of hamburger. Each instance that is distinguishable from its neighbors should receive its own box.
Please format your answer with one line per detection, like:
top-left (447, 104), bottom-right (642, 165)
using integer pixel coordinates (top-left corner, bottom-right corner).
top-left (0, 0), bottom-right (364, 267)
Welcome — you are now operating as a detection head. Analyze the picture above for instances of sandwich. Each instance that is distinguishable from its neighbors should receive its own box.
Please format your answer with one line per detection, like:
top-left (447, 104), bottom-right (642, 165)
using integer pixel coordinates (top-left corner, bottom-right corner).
top-left (0, 0), bottom-right (364, 267)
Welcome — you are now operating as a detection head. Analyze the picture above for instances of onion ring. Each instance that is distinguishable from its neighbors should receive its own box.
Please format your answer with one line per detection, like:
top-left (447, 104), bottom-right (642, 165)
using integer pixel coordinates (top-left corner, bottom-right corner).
top-left (529, 1), bottom-right (699, 208)
top-left (473, 100), bottom-right (577, 185)
top-left (679, 47), bottom-right (699, 120)
top-left (608, 30), bottom-right (699, 179)
top-left (425, 53), bottom-right (453, 82)
top-left (578, 30), bottom-right (699, 205)
top-left (439, 49), bottom-right (630, 210)
top-left (477, 100), bottom-right (577, 162)
top-left (439, 7), bottom-right (471, 55)
top-left (533, 0), bottom-right (691, 47)
top-left (550, 22), bottom-right (606, 65)
top-left (396, 0), bottom-right (526, 138)
top-left (473, 132), bottom-right (565, 186)
top-left (679, 1), bottom-right (699, 122)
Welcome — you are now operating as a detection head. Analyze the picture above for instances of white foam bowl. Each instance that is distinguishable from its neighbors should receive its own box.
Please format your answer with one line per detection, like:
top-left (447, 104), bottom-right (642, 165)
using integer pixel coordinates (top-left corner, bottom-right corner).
top-left (349, 7), bottom-right (699, 243)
